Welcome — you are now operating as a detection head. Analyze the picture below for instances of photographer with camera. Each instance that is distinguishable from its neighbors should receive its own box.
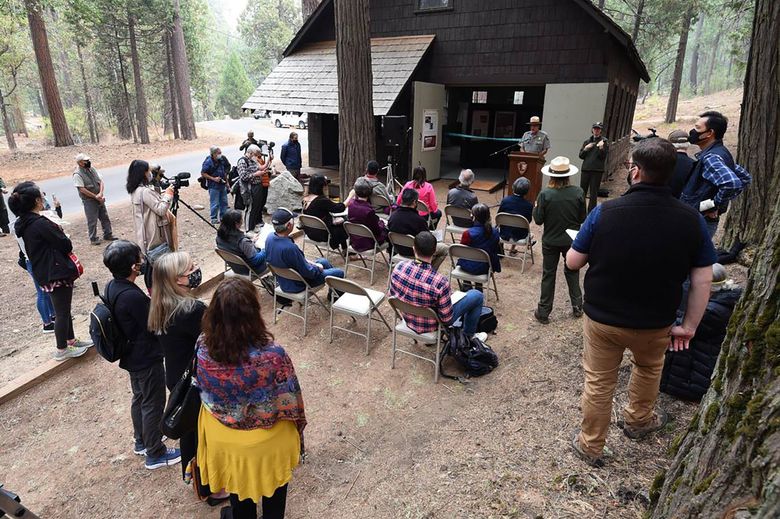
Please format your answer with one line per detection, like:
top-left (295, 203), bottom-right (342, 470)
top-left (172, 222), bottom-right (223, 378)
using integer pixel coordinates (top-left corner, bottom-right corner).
top-left (201, 146), bottom-right (231, 225)
top-left (128, 160), bottom-right (176, 288)
top-left (237, 144), bottom-right (271, 232)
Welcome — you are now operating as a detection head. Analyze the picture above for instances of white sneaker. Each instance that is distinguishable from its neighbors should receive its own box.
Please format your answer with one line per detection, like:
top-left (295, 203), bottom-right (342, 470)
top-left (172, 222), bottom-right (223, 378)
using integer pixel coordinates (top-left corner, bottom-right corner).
top-left (71, 338), bottom-right (93, 348)
top-left (54, 344), bottom-right (89, 361)
top-left (473, 332), bottom-right (488, 343)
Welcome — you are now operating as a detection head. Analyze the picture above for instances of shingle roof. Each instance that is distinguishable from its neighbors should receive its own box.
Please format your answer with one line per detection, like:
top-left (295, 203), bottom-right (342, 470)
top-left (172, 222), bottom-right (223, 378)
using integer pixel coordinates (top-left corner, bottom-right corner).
top-left (242, 35), bottom-right (435, 116)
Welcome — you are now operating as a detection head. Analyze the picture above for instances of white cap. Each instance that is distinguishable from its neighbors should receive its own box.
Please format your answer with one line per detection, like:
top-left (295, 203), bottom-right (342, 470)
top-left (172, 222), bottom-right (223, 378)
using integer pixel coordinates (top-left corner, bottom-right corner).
top-left (75, 153), bottom-right (91, 162)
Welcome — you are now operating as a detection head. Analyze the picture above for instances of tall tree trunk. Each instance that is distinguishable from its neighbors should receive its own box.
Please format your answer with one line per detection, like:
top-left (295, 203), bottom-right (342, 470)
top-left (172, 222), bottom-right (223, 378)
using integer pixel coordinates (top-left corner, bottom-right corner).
top-left (704, 32), bottom-right (721, 94)
top-left (632, 0), bottom-right (645, 42)
top-left (35, 88), bottom-right (47, 117)
top-left (127, 12), bottom-right (150, 144)
top-left (57, 48), bottom-right (74, 108)
top-left (75, 40), bottom-right (98, 144)
top-left (303, 0), bottom-right (321, 18)
top-left (598, 0), bottom-right (605, 9)
top-left (12, 94), bottom-right (28, 137)
top-left (651, 3), bottom-right (780, 515)
top-left (114, 22), bottom-right (137, 143)
top-left (689, 15), bottom-right (704, 95)
top-left (164, 32), bottom-right (180, 139)
top-left (664, 7), bottom-right (694, 123)
top-left (25, 0), bottom-right (73, 146)
top-left (171, 0), bottom-right (197, 140)
top-left (0, 89), bottom-right (18, 151)
top-left (722, 0), bottom-right (779, 248)
top-left (335, 0), bottom-right (376, 195)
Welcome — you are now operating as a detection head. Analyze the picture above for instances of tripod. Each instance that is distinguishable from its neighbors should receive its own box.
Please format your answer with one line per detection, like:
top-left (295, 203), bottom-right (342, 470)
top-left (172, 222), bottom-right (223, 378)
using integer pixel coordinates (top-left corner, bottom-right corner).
top-left (170, 187), bottom-right (217, 231)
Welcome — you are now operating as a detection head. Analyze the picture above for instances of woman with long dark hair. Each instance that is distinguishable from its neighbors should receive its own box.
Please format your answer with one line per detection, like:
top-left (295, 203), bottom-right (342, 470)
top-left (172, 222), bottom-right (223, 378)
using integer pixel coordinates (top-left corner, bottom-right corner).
top-left (458, 203), bottom-right (502, 276)
top-left (302, 174), bottom-right (348, 252)
top-left (10, 181), bottom-right (92, 360)
top-left (196, 277), bottom-right (306, 519)
top-left (216, 209), bottom-right (268, 276)
top-left (396, 165), bottom-right (441, 228)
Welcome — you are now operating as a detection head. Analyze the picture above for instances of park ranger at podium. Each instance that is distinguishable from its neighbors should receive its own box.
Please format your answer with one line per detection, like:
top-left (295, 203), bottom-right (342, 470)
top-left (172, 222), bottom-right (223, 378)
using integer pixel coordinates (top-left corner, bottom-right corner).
top-left (519, 116), bottom-right (551, 158)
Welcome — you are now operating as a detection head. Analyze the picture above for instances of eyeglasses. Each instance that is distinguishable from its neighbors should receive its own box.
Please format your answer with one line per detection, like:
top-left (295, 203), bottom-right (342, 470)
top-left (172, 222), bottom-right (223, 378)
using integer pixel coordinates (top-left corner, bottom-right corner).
top-left (623, 161), bottom-right (638, 170)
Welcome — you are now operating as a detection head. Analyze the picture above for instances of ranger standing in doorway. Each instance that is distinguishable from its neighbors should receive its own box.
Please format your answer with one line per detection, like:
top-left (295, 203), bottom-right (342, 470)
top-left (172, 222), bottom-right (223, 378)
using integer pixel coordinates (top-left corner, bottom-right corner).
top-left (520, 116), bottom-right (551, 158)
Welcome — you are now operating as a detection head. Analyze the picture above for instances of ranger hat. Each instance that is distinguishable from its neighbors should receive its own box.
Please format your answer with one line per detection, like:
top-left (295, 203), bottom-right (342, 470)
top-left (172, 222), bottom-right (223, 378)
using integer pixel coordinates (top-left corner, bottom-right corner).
top-left (75, 152), bottom-right (91, 162)
top-left (541, 156), bottom-right (579, 177)
top-left (592, 122), bottom-right (604, 129)
top-left (526, 116), bottom-right (542, 125)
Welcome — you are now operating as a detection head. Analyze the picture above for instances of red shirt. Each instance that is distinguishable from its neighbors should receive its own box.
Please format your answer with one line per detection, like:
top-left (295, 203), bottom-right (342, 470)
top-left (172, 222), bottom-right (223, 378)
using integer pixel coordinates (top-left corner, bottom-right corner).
top-left (389, 260), bottom-right (453, 334)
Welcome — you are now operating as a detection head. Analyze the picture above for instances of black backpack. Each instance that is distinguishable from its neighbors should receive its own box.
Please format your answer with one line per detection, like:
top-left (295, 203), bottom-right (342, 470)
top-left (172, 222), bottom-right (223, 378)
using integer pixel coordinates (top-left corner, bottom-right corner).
top-left (452, 306), bottom-right (498, 334)
top-left (440, 327), bottom-right (499, 379)
top-left (89, 281), bottom-right (132, 363)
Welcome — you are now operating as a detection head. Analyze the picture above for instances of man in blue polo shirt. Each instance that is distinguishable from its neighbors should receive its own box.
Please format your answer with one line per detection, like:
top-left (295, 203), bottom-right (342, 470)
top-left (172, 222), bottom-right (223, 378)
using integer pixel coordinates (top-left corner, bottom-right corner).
top-left (565, 138), bottom-right (716, 468)
top-left (265, 208), bottom-right (344, 293)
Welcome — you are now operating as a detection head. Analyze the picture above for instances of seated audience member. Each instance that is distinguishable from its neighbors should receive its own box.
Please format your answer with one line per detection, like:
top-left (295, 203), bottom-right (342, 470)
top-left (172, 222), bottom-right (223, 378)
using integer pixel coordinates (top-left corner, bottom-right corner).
top-left (387, 189), bottom-right (449, 270)
top-left (347, 181), bottom-right (388, 251)
top-left (396, 165), bottom-right (441, 229)
top-left (345, 160), bottom-right (392, 209)
top-left (302, 174), bottom-right (348, 252)
top-left (196, 277), bottom-right (306, 519)
top-left (103, 240), bottom-right (180, 470)
top-left (390, 231), bottom-right (487, 343)
top-left (446, 169), bottom-right (479, 227)
top-left (216, 209), bottom-right (267, 275)
top-left (660, 264), bottom-right (741, 401)
top-left (498, 177), bottom-right (534, 255)
top-left (458, 203), bottom-right (502, 276)
top-left (265, 208), bottom-right (345, 293)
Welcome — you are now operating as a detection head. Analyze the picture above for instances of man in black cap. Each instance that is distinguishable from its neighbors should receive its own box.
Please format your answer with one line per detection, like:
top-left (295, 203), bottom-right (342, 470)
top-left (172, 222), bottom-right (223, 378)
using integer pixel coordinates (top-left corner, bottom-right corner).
top-left (578, 123), bottom-right (609, 213)
top-left (264, 208), bottom-right (344, 293)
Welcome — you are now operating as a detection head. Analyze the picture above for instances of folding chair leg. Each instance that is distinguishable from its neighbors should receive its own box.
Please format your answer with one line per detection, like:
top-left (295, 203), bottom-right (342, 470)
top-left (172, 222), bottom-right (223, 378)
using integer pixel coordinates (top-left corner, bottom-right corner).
top-left (344, 252), bottom-right (350, 278)
top-left (370, 252), bottom-right (377, 285)
top-left (491, 273), bottom-right (500, 301)
top-left (273, 294), bottom-right (278, 324)
top-left (434, 333), bottom-right (441, 383)
top-left (365, 315), bottom-right (371, 356)
top-left (328, 304), bottom-right (334, 343)
top-left (302, 292), bottom-right (309, 336)
top-left (375, 308), bottom-right (392, 331)
top-left (391, 323), bottom-right (397, 368)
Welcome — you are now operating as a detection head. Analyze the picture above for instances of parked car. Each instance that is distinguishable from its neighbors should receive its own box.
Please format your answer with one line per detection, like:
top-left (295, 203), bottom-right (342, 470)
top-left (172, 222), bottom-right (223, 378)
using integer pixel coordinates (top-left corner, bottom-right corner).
top-left (270, 112), bottom-right (308, 129)
top-left (252, 109), bottom-right (269, 120)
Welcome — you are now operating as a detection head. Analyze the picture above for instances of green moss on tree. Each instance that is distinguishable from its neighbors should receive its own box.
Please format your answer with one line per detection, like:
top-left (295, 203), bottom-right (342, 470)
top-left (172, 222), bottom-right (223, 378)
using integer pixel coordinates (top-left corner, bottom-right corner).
top-left (649, 470), bottom-right (666, 505)
top-left (693, 472), bottom-right (718, 495)
top-left (702, 402), bottom-right (720, 433)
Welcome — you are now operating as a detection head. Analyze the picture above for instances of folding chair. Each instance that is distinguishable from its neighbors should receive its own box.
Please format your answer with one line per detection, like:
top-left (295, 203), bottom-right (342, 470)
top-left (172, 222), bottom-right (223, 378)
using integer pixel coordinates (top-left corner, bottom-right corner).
top-left (370, 194), bottom-right (392, 222)
top-left (268, 264), bottom-right (327, 336)
top-left (444, 204), bottom-right (473, 243)
top-left (298, 214), bottom-right (339, 260)
top-left (387, 297), bottom-right (446, 383)
top-left (386, 232), bottom-right (416, 288)
top-left (448, 244), bottom-right (500, 302)
top-left (215, 248), bottom-right (273, 290)
top-left (325, 276), bottom-right (391, 355)
top-left (343, 222), bottom-right (390, 285)
top-left (417, 200), bottom-right (432, 228)
top-left (495, 213), bottom-right (535, 274)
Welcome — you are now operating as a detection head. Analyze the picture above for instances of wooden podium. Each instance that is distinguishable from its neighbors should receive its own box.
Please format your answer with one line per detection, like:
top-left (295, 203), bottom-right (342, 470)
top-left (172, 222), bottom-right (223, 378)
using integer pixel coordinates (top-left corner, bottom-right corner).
top-left (506, 152), bottom-right (546, 202)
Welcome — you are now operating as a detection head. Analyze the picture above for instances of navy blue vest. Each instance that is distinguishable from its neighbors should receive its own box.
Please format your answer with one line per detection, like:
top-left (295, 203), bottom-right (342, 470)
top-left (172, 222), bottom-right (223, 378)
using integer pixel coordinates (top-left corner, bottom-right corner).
top-left (680, 140), bottom-right (736, 210)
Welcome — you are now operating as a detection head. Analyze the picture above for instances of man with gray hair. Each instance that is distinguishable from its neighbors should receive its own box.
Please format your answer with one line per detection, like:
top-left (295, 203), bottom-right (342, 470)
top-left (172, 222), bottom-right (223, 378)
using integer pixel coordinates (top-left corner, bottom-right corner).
top-left (237, 143), bottom-right (271, 231)
top-left (446, 168), bottom-right (479, 227)
top-left (667, 130), bottom-right (695, 198)
top-left (72, 153), bottom-right (115, 244)
top-left (201, 146), bottom-right (230, 224)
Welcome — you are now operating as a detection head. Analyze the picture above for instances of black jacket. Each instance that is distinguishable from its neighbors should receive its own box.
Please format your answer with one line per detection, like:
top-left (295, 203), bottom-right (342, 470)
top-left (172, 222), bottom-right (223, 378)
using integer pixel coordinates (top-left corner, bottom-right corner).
top-left (14, 212), bottom-right (77, 285)
top-left (159, 301), bottom-right (206, 390)
top-left (669, 152), bottom-right (695, 199)
top-left (660, 288), bottom-right (741, 401)
top-left (107, 278), bottom-right (164, 372)
top-left (302, 196), bottom-right (347, 249)
top-left (578, 136), bottom-right (608, 172)
top-left (387, 206), bottom-right (428, 257)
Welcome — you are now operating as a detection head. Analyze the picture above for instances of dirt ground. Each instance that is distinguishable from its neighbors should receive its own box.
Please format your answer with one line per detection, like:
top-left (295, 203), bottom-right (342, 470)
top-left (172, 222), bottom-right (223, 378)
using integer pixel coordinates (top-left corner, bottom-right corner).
top-left (0, 168), bottom-right (747, 517)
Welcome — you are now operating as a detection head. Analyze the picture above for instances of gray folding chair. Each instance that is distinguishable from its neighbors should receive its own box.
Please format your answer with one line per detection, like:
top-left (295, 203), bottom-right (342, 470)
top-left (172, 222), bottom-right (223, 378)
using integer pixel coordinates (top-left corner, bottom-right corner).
top-left (417, 199), bottom-right (432, 228)
top-left (387, 297), bottom-right (445, 383)
top-left (325, 276), bottom-right (391, 355)
top-left (444, 204), bottom-right (473, 243)
top-left (343, 222), bottom-right (390, 285)
top-left (298, 214), bottom-right (338, 260)
top-left (495, 212), bottom-right (535, 273)
top-left (268, 264), bottom-right (327, 336)
top-left (215, 248), bottom-right (273, 289)
top-left (448, 244), bottom-right (500, 302)
top-left (386, 232), bottom-right (416, 288)
top-left (370, 194), bottom-right (392, 222)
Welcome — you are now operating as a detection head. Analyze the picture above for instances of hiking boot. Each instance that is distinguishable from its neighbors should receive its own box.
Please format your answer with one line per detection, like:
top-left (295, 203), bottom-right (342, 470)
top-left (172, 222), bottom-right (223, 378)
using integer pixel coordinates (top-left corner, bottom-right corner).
top-left (533, 310), bottom-right (550, 324)
top-left (572, 306), bottom-right (584, 318)
top-left (133, 439), bottom-right (146, 456)
top-left (620, 409), bottom-right (670, 440)
top-left (145, 448), bottom-right (181, 470)
top-left (42, 322), bottom-right (55, 334)
top-left (104, 235), bottom-right (118, 241)
top-left (473, 332), bottom-right (488, 343)
top-left (54, 344), bottom-right (89, 361)
top-left (571, 430), bottom-right (613, 468)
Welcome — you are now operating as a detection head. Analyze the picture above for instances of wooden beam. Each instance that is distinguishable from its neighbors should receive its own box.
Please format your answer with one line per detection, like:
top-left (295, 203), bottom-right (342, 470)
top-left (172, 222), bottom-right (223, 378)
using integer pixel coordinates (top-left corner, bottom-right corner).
top-left (0, 348), bottom-right (96, 405)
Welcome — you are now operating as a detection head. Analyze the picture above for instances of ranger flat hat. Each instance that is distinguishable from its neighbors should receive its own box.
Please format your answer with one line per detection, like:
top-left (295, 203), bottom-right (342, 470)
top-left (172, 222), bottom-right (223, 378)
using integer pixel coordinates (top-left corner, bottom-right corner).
top-left (526, 116), bottom-right (542, 125)
top-left (592, 122), bottom-right (604, 129)
top-left (541, 156), bottom-right (579, 177)
top-left (75, 152), bottom-right (91, 162)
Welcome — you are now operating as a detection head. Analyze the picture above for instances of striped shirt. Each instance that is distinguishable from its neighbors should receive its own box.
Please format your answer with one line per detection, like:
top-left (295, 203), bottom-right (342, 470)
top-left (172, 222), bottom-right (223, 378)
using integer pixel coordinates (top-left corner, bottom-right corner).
top-left (389, 260), bottom-right (453, 334)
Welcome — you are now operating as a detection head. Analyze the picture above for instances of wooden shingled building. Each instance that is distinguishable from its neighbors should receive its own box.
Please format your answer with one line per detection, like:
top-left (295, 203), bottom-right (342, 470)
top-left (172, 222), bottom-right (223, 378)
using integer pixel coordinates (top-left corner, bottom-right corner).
top-left (243, 0), bottom-right (649, 184)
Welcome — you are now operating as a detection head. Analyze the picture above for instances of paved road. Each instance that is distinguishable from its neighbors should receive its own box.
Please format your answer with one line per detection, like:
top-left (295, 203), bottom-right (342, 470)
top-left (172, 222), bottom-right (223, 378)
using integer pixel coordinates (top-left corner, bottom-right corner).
top-left (18, 118), bottom-right (307, 219)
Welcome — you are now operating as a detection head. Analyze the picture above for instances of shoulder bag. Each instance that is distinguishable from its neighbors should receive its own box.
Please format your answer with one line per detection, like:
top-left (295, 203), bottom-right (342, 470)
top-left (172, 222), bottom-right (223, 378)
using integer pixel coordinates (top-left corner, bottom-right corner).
top-left (161, 347), bottom-right (201, 440)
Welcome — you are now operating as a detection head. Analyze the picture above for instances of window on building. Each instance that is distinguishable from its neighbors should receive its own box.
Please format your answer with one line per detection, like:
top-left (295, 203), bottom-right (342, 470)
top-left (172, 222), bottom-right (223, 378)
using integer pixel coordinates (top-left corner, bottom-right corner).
top-left (513, 91), bottom-right (524, 105)
top-left (472, 90), bottom-right (487, 104)
top-left (417, 0), bottom-right (451, 11)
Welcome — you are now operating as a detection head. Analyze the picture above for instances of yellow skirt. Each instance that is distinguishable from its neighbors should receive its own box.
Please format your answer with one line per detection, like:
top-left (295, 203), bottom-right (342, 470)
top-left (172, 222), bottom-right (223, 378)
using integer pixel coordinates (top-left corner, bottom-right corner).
top-left (197, 405), bottom-right (300, 502)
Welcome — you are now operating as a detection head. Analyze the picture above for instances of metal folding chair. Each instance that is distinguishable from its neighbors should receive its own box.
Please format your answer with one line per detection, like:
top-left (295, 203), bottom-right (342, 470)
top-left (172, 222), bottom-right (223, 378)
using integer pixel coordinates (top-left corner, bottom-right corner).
top-left (343, 222), bottom-right (390, 285)
top-left (370, 194), bottom-right (392, 222)
top-left (386, 232), bottom-right (416, 288)
top-left (268, 264), bottom-right (327, 336)
top-left (325, 276), bottom-right (391, 355)
top-left (444, 204), bottom-right (473, 243)
top-left (214, 248), bottom-right (272, 289)
top-left (417, 199), bottom-right (432, 228)
top-left (495, 212), bottom-right (535, 273)
top-left (387, 297), bottom-right (446, 383)
top-left (448, 244), bottom-right (500, 302)
top-left (298, 214), bottom-right (339, 260)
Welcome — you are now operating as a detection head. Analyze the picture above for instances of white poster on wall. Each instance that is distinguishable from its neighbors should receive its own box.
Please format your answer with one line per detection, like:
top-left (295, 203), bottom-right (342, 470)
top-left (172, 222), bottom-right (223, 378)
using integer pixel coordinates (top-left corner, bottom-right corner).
top-left (422, 109), bottom-right (438, 151)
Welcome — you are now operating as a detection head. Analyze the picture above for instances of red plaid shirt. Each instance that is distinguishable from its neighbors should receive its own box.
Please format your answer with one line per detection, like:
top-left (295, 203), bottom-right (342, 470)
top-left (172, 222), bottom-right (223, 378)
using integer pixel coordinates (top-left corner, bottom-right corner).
top-left (389, 260), bottom-right (453, 334)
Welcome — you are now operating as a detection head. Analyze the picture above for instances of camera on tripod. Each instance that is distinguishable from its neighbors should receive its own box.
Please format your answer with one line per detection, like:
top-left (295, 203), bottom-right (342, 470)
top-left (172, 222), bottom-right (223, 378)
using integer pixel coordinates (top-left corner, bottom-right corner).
top-left (156, 171), bottom-right (191, 191)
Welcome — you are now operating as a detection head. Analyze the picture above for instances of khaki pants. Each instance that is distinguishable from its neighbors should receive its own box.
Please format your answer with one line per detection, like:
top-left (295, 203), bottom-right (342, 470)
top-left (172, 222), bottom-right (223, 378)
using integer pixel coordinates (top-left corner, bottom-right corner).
top-left (578, 316), bottom-right (671, 456)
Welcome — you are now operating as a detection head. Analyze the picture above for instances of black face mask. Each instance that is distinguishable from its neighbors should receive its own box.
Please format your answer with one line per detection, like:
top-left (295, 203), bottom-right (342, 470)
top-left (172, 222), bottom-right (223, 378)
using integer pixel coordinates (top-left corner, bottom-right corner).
top-left (688, 129), bottom-right (707, 145)
top-left (187, 268), bottom-right (202, 289)
top-left (84, 160), bottom-right (91, 169)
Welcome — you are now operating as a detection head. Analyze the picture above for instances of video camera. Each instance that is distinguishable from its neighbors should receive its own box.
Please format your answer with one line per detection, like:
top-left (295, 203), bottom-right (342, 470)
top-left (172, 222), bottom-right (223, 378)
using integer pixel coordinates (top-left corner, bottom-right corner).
top-left (260, 141), bottom-right (276, 159)
top-left (155, 169), bottom-right (191, 191)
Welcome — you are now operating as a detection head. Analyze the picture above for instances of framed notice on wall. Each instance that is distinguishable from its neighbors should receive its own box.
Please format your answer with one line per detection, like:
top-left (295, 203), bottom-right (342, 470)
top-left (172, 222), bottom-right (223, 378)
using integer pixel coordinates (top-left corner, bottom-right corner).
top-left (472, 110), bottom-right (490, 137)
top-left (494, 111), bottom-right (516, 138)
top-left (422, 109), bottom-right (438, 151)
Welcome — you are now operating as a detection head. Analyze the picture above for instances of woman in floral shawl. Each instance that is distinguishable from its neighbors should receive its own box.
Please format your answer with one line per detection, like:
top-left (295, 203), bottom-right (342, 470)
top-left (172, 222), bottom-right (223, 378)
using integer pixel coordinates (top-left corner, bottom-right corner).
top-left (196, 277), bottom-right (306, 519)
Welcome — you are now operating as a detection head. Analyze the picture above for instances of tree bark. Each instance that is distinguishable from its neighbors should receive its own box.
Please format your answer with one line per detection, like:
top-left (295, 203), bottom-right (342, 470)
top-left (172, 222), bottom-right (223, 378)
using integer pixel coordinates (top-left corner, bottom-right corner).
top-left (651, 2), bottom-right (780, 516)
top-left (114, 21), bottom-right (138, 143)
top-left (303, 0), bottom-right (321, 18)
top-left (25, 0), bottom-right (73, 146)
top-left (664, 7), bottom-right (694, 123)
top-left (75, 40), bottom-right (98, 144)
top-left (598, 0), bottom-right (605, 9)
top-left (335, 0), bottom-right (376, 195)
top-left (171, 0), bottom-right (197, 140)
top-left (0, 89), bottom-right (17, 151)
top-left (689, 14), bottom-right (704, 95)
top-left (632, 0), bottom-right (645, 42)
top-left (12, 93), bottom-right (28, 137)
top-left (128, 12), bottom-right (150, 144)
top-left (163, 32), bottom-right (180, 139)
top-left (722, 0), bottom-right (779, 248)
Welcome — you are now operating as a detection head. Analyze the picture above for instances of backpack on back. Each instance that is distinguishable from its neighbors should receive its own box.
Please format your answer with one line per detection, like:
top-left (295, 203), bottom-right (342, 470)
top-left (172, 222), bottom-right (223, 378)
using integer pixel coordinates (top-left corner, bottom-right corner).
top-left (89, 281), bottom-right (131, 363)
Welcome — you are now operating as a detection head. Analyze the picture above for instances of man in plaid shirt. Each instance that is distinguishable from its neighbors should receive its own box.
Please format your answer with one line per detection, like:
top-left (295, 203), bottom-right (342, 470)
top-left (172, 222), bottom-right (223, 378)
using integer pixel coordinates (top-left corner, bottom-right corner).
top-left (390, 231), bottom-right (486, 341)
